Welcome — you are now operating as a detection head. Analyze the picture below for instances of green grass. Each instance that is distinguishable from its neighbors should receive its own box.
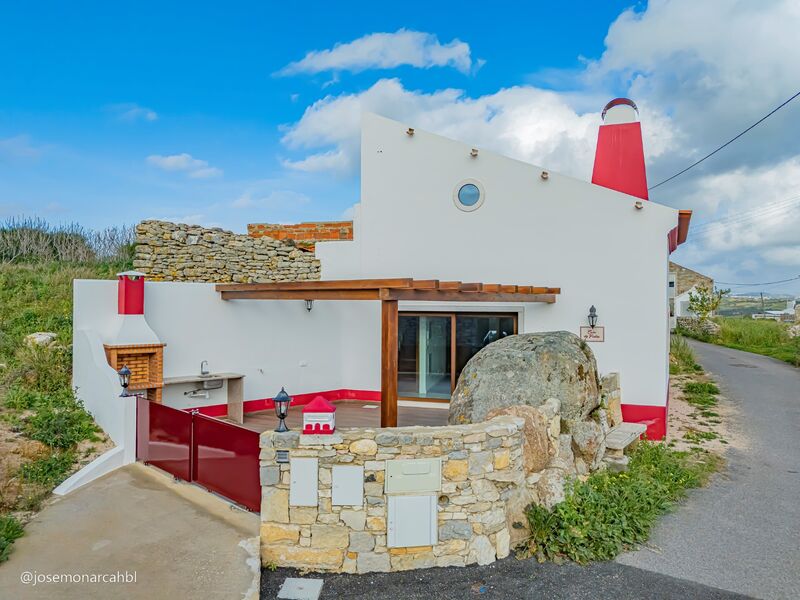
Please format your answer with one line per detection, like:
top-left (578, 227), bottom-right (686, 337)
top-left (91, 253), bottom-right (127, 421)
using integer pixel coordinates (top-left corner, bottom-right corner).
top-left (682, 380), bottom-right (719, 410)
top-left (681, 317), bottom-right (799, 366)
top-left (19, 451), bottom-right (77, 486)
top-left (524, 443), bottom-right (720, 564)
top-left (684, 430), bottom-right (719, 443)
top-left (715, 317), bottom-right (799, 365)
top-left (669, 334), bottom-right (703, 374)
top-left (0, 259), bottom-right (127, 562)
top-left (0, 515), bottom-right (24, 563)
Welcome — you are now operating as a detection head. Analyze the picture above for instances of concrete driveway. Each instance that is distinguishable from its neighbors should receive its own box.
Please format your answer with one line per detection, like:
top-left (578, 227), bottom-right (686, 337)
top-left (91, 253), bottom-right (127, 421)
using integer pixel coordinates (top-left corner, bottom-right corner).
top-left (617, 340), bottom-right (800, 599)
top-left (0, 463), bottom-right (260, 600)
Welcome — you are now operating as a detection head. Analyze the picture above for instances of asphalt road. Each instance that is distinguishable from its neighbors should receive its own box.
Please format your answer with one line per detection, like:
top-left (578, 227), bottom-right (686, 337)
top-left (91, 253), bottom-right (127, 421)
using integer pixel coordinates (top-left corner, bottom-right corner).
top-left (262, 559), bottom-right (749, 599)
top-left (262, 340), bottom-right (799, 600)
top-left (617, 340), bottom-right (800, 599)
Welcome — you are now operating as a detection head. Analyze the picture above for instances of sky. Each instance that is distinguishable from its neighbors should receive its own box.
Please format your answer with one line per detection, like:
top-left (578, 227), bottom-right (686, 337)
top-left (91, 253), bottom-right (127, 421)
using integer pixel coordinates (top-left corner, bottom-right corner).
top-left (1, 0), bottom-right (799, 295)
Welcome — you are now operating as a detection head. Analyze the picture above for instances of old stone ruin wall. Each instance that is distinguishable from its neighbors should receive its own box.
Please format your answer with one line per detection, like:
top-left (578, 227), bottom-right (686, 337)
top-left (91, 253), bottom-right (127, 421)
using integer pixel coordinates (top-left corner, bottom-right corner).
top-left (133, 220), bottom-right (321, 283)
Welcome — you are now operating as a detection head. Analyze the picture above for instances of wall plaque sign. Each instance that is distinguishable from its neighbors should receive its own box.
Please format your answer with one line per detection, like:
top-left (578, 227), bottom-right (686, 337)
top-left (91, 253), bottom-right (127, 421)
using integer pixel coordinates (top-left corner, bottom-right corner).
top-left (580, 326), bottom-right (605, 342)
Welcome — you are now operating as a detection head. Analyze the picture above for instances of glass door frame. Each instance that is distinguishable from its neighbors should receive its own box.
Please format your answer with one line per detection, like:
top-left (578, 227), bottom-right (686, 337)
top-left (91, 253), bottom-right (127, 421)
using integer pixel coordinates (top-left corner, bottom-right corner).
top-left (398, 311), bottom-right (519, 403)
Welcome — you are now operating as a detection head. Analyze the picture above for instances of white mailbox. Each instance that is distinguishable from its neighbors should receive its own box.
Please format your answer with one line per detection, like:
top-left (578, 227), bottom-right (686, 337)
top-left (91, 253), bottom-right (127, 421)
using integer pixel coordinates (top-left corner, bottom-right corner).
top-left (387, 495), bottom-right (438, 547)
top-left (385, 458), bottom-right (442, 494)
top-left (289, 457), bottom-right (318, 507)
top-left (332, 465), bottom-right (364, 506)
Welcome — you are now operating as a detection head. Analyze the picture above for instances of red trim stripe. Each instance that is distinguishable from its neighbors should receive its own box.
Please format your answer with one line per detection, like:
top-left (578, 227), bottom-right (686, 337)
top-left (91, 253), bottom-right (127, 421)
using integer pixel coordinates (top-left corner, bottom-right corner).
top-left (190, 388), bottom-right (381, 417)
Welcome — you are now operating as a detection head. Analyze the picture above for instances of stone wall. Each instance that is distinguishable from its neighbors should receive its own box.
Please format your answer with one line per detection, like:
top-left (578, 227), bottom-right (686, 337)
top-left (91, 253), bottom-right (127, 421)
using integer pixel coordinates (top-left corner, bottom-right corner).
top-left (669, 261), bottom-right (714, 296)
top-left (676, 316), bottom-right (721, 337)
top-left (257, 393), bottom-right (613, 574)
top-left (134, 220), bottom-right (321, 283)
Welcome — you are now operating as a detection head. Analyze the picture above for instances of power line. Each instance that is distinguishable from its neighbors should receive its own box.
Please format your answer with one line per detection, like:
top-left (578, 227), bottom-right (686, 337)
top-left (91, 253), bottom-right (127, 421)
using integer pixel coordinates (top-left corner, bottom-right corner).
top-left (716, 275), bottom-right (800, 286)
top-left (691, 194), bottom-right (800, 230)
top-left (649, 88), bottom-right (800, 191)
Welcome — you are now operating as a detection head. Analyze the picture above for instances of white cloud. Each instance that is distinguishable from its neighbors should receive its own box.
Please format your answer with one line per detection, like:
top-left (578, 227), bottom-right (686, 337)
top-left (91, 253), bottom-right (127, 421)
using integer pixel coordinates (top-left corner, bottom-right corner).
top-left (109, 103), bottom-right (158, 122)
top-left (232, 189), bottom-right (311, 209)
top-left (146, 153), bottom-right (222, 178)
top-left (278, 29), bottom-right (478, 76)
top-left (680, 158), bottom-right (800, 272)
top-left (585, 0), bottom-right (800, 164)
top-left (280, 78), bottom-right (676, 179)
top-left (0, 135), bottom-right (42, 160)
top-left (280, 0), bottom-right (800, 290)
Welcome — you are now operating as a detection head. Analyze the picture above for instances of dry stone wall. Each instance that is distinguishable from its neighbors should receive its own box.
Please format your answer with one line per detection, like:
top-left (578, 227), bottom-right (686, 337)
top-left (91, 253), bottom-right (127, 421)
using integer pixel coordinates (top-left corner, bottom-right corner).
top-left (133, 220), bottom-right (321, 283)
top-left (260, 416), bottom-right (530, 573)
top-left (257, 391), bottom-right (618, 574)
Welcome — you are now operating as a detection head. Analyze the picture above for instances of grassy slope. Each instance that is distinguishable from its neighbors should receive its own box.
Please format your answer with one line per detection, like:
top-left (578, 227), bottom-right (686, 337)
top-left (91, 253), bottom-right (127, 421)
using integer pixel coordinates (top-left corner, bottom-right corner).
top-left (681, 317), bottom-right (799, 366)
top-left (0, 261), bottom-right (124, 561)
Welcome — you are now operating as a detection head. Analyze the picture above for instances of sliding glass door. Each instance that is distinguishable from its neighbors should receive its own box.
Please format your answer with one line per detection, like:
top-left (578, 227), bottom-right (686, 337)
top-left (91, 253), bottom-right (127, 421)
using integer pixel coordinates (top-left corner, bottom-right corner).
top-left (398, 315), bottom-right (452, 399)
top-left (398, 313), bottom-right (516, 401)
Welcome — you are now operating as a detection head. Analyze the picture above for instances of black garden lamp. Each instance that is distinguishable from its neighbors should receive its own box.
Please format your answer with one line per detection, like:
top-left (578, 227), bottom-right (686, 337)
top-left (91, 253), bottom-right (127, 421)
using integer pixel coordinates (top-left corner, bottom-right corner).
top-left (274, 387), bottom-right (292, 432)
top-left (117, 365), bottom-right (132, 397)
top-left (588, 305), bottom-right (598, 329)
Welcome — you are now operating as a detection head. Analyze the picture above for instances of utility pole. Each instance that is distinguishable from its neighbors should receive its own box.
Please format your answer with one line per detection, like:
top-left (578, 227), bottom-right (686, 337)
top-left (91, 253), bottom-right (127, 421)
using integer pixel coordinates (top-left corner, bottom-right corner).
top-left (760, 292), bottom-right (765, 314)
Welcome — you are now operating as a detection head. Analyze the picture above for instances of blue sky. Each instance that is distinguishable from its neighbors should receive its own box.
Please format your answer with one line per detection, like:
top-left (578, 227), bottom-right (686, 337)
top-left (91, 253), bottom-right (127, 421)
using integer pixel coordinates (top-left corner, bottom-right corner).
top-left (2, 1), bottom-right (799, 294)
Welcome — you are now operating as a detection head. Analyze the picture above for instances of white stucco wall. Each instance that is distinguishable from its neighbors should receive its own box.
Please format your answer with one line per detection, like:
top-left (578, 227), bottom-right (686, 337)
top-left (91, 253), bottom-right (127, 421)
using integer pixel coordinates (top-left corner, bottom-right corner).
top-left (317, 113), bottom-right (680, 408)
top-left (73, 280), bottom-right (376, 411)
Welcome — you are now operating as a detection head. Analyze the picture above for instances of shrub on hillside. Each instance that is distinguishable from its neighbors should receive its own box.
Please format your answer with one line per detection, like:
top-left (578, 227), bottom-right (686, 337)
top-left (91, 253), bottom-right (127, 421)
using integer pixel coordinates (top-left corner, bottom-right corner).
top-left (0, 217), bottom-right (134, 264)
top-left (21, 389), bottom-right (99, 450)
top-left (524, 443), bottom-right (718, 563)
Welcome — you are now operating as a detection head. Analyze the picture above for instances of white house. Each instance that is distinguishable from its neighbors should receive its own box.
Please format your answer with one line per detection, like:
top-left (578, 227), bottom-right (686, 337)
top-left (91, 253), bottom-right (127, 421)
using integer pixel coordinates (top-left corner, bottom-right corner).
top-left (69, 99), bottom-right (690, 490)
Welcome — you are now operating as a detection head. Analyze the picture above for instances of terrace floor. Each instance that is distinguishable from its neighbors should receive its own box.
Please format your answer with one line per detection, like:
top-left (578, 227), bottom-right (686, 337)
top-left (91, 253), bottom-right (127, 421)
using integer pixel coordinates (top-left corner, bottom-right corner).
top-left (229, 400), bottom-right (449, 433)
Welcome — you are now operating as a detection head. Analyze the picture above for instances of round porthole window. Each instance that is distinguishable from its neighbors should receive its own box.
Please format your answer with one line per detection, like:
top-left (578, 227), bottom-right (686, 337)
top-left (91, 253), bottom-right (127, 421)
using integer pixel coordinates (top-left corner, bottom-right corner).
top-left (453, 179), bottom-right (485, 212)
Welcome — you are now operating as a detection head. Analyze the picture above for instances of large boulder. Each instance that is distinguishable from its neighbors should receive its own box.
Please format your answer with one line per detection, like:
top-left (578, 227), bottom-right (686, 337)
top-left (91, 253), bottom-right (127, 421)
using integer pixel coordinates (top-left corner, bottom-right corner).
top-left (448, 332), bottom-right (601, 425)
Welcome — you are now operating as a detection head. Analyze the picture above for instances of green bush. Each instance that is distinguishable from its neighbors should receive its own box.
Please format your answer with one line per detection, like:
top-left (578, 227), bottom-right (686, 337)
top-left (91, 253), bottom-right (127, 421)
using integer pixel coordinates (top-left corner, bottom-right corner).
top-left (524, 443), bottom-right (718, 563)
top-left (22, 390), bottom-right (98, 449)
top-left (19, 451), bottom-right (76, 486)
top-left (0, 515), bottom-right (24, 563)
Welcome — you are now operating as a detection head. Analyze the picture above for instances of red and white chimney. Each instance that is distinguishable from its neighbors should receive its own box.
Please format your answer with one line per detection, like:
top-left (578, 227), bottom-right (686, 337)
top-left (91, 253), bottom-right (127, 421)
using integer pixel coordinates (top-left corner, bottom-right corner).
top-left (591, 98), bottom-right (649, 201)
top-left (110, 271), bottom-right (160, 345)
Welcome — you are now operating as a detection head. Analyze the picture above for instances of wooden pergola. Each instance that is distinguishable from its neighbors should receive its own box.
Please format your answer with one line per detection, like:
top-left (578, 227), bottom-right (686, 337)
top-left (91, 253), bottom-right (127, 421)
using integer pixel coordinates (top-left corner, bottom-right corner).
top-left (216, 278), bottom-right (560, 427)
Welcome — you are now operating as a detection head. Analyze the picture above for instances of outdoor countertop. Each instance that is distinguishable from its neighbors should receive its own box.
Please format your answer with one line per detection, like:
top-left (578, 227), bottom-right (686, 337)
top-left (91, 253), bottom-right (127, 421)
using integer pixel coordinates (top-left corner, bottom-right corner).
top-left (163, 372), bottom-right (245, 385)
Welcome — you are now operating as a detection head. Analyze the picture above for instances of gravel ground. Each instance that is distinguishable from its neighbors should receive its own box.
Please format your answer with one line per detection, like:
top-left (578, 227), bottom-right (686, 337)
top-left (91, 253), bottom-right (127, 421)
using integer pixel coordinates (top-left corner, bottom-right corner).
top-left (617, 340), bottom-right (800, 599)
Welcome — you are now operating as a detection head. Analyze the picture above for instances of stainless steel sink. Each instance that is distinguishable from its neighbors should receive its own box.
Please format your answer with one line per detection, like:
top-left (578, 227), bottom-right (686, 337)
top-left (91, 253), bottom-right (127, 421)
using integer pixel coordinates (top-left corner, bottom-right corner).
top-left (201, 378), bottom-right (223, 390)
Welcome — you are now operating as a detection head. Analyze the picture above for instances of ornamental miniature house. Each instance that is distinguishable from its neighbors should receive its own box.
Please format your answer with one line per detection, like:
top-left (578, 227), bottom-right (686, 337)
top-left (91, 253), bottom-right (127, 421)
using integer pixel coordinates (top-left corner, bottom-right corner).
top-left (302, 396), bottom-right (336, 434)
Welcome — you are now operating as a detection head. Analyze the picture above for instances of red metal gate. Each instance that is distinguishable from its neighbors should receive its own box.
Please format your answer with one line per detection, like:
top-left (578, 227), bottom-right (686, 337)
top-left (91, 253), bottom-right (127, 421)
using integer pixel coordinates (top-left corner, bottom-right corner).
top-left (136, 397), bottom-right (261, 512)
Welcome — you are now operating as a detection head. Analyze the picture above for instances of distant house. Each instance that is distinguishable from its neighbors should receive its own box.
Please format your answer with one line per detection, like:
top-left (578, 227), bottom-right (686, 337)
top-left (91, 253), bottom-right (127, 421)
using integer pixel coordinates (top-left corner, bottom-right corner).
top-left (753, 299), bottom-right (798, 322)
top-left (668, 263), bottom-right (714, 329)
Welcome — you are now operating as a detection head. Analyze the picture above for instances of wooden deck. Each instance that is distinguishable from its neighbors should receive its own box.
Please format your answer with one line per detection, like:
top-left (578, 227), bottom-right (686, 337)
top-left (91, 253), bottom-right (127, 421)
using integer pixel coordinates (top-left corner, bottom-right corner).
top-left (229, 400), bottom-right (449, 433)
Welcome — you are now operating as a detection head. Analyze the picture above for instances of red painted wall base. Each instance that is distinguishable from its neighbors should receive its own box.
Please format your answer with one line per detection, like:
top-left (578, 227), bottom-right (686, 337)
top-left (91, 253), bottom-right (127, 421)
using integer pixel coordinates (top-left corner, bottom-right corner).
top-left (191, 388), bottom-right (381, 417)
top-left (192, 391), bottom-right (669, 441)
top-left (620, 403), bottom-right (667, 440)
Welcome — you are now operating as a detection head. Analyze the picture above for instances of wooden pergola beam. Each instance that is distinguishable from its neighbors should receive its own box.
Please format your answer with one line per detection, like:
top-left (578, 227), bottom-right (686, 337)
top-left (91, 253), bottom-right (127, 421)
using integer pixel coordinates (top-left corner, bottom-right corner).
top-left (379, 289), bottom-right (558, 303)
top-left (381, 300), bottom-right (399, 427)
top-left (220, 289), bottom-right (381, 301)
top-left (215, 277), bottom-right (560, 428)
top-left (215, 278), bottom-right (414, 292)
